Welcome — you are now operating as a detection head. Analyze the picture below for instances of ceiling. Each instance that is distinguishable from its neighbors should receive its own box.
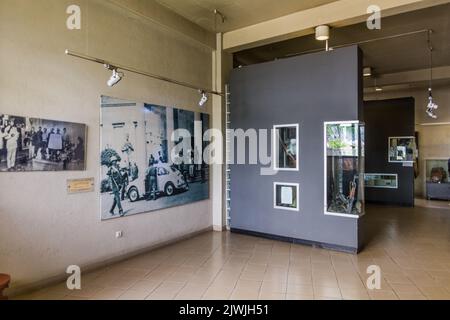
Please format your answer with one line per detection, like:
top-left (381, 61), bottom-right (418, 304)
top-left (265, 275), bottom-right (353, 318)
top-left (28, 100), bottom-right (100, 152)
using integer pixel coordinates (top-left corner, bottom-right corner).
top-left (155, 0), bottom-right (337, 32)
top-left (234, 3), bottom-right (450, 85)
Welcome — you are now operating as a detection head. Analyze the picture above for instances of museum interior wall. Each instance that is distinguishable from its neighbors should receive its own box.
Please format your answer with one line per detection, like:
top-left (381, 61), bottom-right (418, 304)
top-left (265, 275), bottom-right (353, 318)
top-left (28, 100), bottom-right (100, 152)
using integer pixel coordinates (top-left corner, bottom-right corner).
top-left (229, 46), bottom-right (364, 252)
top-left (364, 98), bottom-right (415, 206)
top-left (365, 86), bottom-right (450, 197)
top-left (0, 0), bottom-right (214, 294)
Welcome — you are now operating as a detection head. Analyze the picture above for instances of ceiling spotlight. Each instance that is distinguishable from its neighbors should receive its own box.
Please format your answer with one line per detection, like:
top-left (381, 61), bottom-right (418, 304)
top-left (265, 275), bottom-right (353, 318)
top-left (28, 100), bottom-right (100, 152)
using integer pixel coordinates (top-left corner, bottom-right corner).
top-left (107, 69), bottom-right (123, 87)
top-left (363, 67), bottom-right (372, 77)
top-left (375, 87), bottom-right (383, 92)
top-left (315, 25), bottom-right (330, 41)
top-left (198, 90), bottom-right (208, 107)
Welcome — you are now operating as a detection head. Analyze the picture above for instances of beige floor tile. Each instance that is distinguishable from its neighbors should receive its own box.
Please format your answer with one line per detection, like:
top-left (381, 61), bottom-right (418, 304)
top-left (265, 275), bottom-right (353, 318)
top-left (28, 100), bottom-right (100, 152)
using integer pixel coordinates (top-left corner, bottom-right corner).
top-left (91, 288), bottom-right (125, 300)
top-left (260, 281), bottom-right (287, 294)
top-left (286, 284), bottom-right (314, 296)
top-left (259, 292), bottom-right (286, 300)
top-left (118, 289), bottom-right (151, 300)
top-left (368, 290), bottom-right (398, 300)
top-left (340, 287), bottom-right (370, 300)
top-left (313, 286), bottom-right (342, 299)
top-left (285, 294), bottom-right (313, 300)
top-left (129, 279), bottom-right (161, 293)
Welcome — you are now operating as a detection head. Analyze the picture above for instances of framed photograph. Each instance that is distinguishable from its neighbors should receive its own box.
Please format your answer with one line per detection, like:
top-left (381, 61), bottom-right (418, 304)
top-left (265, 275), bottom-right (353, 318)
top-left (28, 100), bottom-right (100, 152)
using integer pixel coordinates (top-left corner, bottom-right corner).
top-left (100, 96), bottom-right (210, 220)
top-left (388, 136), bottom-right (415, 163)
top-left (274, 182), bottom-right (299, 211)
top-left (364, 173), bottom-right (398, 189)
top-left (0, 114), bottom-right (86, 172)
top-left (273, 124), bottom-right (299, 171)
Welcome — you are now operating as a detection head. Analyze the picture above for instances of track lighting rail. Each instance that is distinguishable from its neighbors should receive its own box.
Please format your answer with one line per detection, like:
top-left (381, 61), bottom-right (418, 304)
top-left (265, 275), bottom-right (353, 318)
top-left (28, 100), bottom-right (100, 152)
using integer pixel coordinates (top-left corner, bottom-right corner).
top-left (65, 49), bottom-right (223, 96)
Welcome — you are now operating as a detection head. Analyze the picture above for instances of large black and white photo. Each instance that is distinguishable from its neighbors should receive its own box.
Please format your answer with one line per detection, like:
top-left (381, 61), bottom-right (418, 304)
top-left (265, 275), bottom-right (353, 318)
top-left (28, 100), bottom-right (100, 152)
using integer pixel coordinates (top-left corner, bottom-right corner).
top-left (100, 96), bottom-right (210, 220)
top-left (0, 114), bottom-right (86, 172)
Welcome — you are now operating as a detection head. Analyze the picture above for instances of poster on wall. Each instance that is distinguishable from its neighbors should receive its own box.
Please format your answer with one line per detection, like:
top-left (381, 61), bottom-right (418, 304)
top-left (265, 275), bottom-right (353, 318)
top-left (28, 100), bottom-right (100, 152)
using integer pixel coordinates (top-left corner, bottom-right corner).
top-left (0, 114), bottom-right (86, 172)
top-left (100, 96), bottom-right (210, 220)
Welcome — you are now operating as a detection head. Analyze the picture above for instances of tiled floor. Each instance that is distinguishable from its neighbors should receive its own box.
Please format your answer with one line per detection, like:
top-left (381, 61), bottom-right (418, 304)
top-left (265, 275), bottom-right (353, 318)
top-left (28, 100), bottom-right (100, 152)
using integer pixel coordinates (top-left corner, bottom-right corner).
top-left (15, 204), bottom-right (450, 300)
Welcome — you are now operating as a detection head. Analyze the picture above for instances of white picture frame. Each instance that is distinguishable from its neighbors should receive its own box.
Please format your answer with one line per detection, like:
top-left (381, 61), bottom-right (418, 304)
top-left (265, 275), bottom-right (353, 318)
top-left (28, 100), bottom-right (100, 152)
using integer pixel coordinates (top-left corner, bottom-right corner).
top-left (273, 182), bottom-right (299, 212)
top-left (388, 136), bottom-right (416, 163)
top-left (272, 123), bottom-right (299, 171)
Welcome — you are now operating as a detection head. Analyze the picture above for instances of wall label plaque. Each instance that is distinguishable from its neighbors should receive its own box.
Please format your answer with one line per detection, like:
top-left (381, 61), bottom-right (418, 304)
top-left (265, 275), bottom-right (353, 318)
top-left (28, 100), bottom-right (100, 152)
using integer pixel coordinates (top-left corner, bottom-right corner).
top-left (67, 178), bottom-right (95, 194)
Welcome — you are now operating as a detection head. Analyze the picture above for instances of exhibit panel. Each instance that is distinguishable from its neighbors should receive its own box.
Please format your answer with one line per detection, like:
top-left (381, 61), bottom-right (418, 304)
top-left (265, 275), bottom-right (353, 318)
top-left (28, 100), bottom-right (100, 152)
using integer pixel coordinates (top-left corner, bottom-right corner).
top-left (100, 96), bottom-right (210, 220)
top-left (424, 158), bottom-right (450, 200)
top-left (0, 114), bottom-right (86, 172)
top-left (229, 46), bottom-right (364, 252)
top-left (363, 98), bottom-right (415, 207)
top-left (324, 121), bottom-right (365, 218)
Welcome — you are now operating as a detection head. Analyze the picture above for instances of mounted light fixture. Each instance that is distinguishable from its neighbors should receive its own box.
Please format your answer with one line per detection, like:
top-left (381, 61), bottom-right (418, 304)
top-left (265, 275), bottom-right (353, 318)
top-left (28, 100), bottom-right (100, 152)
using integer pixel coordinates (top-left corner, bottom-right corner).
top-left (315, 25), bottom-right (330, 41)
top-left (198, 90), bottom-right (208, 107)
top-left (104, 64), bottom-right (123, 87)
top-left (363, 67), bottom-right (372, 77)
top-left (315, 25), bottom-right (330, 51)
top-left (426, 30), bottom-right (438, 119)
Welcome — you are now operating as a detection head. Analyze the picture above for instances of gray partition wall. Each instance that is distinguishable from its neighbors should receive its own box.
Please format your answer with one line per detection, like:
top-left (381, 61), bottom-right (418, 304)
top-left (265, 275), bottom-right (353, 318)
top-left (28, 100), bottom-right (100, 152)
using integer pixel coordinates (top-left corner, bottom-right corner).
top-left (229, 46), bottom-right (364, 252)
top-left (364, 98), bottom-right (415, 206)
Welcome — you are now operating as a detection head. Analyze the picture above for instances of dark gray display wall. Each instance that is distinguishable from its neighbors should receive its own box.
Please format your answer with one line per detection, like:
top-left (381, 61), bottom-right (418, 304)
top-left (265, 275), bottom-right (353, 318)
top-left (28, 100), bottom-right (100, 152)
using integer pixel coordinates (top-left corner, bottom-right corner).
top-left (364, 98), bottom-right (415, 206)
top-left (229, 46), bottom-right (364, 252)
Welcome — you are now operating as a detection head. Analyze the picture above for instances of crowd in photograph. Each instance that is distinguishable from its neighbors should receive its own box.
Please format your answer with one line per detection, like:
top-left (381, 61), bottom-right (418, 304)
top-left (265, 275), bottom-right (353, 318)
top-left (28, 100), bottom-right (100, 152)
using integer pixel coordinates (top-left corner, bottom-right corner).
top-left (0, 115), bottom-right (85, 171)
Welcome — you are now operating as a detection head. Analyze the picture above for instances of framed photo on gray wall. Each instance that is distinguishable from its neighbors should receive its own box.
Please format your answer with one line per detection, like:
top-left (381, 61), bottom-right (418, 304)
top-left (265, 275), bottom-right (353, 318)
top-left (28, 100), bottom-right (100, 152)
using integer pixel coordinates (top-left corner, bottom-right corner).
top-left (388, 136), bottom-right (415, 163)
top-left (0, 114), bottom-right (86, 172)
top-left (273, 124), bottom-right (299, 171)
top-left (274, 182), bottom-right (299, 211)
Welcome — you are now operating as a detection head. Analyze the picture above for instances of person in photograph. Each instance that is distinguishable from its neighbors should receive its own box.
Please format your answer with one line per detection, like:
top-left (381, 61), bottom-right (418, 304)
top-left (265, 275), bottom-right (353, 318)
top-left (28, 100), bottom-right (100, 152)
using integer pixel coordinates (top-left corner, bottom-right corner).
top-left (108, 156), bottom-right (124, 217)
top-left (4, 119), bottom-right (19, 171)
top-left (62, 128), bottom-right (71, 149)
top-left (146, 158), bottom-right (158, 201)
top-left (0, 125), bottom-right (6, 165)
top-left (26, 127), bottom-right (36, 160)
top-left (48, 128), bottom-right (63, 161)
top-left (33, 126), bottom-right (43, 158)
top-left (73, 136), bottom-right (84, 161)
top-left (41, 127), bottom-right (48, 159)
top-left (121, 133), bottom-right (134, 170)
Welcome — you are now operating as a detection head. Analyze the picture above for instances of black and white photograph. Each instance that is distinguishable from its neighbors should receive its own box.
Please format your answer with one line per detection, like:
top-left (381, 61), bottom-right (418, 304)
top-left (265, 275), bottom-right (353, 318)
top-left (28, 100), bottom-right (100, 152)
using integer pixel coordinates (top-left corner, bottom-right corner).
top-left (388, 136), bottom-right (416, 163)
top-left (100, 96), bottom-right (210, 220)
top-left (0, 114), bottom-right (86, 172)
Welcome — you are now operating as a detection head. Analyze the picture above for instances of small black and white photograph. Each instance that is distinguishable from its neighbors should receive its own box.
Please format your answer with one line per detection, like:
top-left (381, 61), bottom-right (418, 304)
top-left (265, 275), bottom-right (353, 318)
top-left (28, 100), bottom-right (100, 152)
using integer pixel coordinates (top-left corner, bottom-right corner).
top-left (100, 96), bottom-right (210, 220)
top-left (0, 114), bottom-right (86, 172)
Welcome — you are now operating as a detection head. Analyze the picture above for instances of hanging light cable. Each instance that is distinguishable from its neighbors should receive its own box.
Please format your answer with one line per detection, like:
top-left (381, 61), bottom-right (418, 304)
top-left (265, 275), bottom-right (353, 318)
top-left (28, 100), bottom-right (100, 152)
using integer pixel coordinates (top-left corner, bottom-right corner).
top-left (426, 30), bottom-right (438, 119)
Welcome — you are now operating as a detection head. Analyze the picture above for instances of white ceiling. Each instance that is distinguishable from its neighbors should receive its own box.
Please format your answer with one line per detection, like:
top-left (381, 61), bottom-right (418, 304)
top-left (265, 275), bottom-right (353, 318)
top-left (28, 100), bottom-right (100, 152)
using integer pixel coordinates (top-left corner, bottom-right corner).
top-left (155, 0), bottom-right (337, 32)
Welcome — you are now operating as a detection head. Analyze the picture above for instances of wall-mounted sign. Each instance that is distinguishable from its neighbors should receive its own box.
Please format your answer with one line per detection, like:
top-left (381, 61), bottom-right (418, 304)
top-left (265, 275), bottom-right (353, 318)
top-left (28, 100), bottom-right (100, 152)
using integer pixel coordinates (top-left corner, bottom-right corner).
top-left (67, 178), bottom-right (95, 194)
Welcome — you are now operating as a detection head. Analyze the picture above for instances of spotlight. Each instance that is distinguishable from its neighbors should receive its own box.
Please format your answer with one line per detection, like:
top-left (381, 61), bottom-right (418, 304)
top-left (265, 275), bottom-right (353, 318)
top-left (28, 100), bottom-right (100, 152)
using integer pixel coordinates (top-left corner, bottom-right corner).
top-left (198, 90), bottom-right (208, 107)
top-left (315, 25), bottom-right (330, 41)
top-left (107, 68), bottom-right (123, 87)
top-left (363, 67), bottom-right (372, 77)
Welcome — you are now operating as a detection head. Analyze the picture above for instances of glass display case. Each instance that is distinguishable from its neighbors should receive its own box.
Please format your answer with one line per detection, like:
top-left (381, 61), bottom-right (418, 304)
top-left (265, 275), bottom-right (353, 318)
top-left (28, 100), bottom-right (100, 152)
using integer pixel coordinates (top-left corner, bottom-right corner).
top-left (425, 159), bottom-right (449, 183)
top-left (388, 137), bottom-right (416, 163)
top-left (365, 174), bottom-right (398, 189)
top-left (273, 124), bottom-right (299, 171)
top-left (324, 121), bottom-right (364, 217)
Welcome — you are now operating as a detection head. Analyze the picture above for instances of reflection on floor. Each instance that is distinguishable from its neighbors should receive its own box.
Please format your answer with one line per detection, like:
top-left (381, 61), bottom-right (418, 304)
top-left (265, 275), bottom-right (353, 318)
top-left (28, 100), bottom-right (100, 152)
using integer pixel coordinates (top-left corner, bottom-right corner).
top-left (15, 205), bottom-right (450, 300)
top-left (415, 197), bottom-right (450, 210)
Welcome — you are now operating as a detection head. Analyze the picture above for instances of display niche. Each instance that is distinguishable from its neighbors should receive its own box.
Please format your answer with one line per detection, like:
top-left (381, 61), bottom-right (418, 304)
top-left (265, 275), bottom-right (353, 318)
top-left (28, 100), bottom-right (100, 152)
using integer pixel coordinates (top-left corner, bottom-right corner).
top-left (365, 174), bottom-right (398, 189)
top-left (324, 121), bottom-right (365, 217)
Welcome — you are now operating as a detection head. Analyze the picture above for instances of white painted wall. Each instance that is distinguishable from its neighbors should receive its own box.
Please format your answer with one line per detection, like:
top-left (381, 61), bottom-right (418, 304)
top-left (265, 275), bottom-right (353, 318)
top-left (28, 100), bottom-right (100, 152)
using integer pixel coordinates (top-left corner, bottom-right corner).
top-left (0, 0), bottom-right (214, 292)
